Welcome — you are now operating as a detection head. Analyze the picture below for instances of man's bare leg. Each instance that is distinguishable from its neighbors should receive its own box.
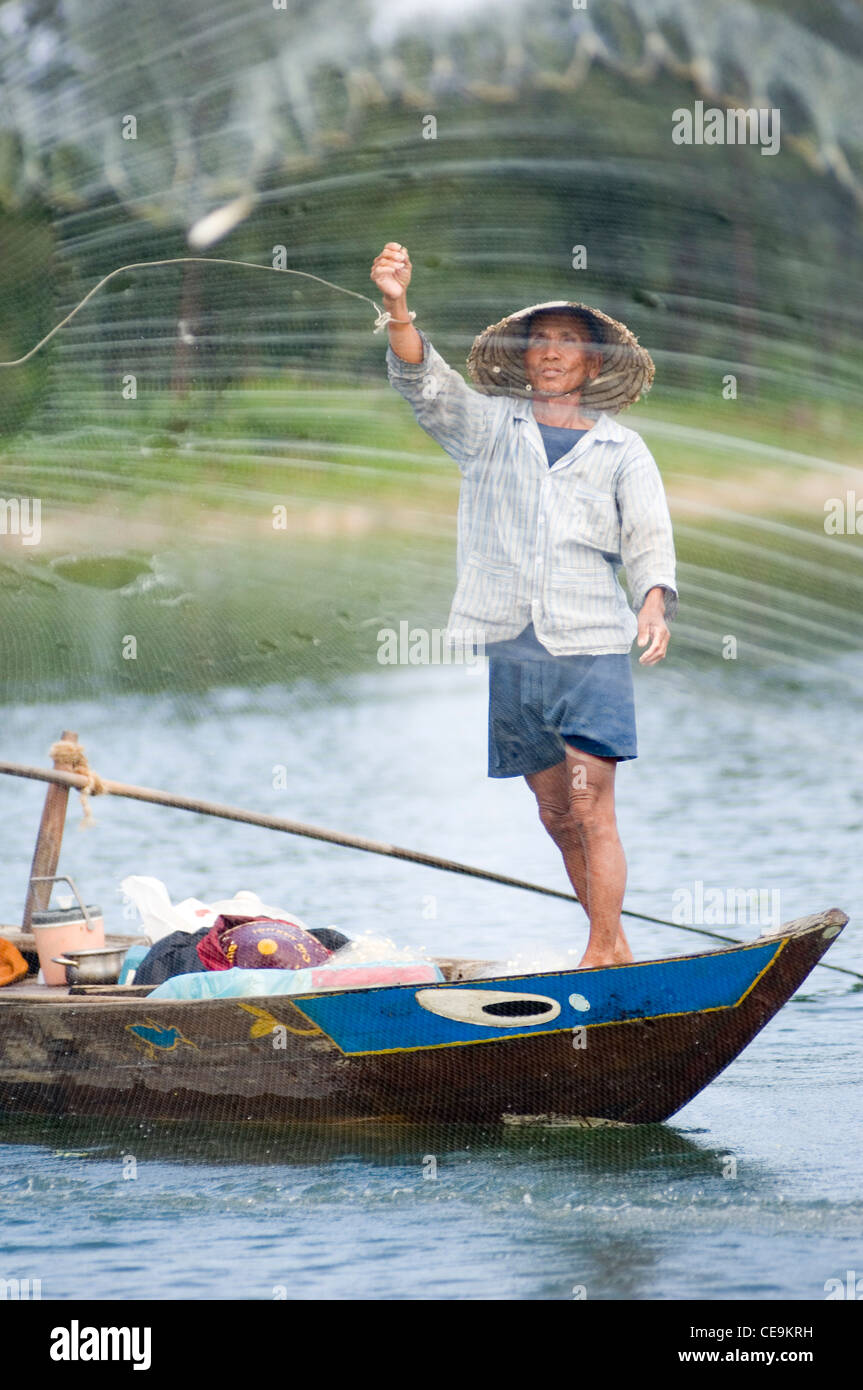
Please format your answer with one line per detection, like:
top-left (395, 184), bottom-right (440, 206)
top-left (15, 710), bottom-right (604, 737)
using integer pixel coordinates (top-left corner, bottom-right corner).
top-left (565, 745), bottom-right (632, 967)
top-left (526, 749), bottom-right (632, 968)
top-left (525, 760), bottom-right (590, 910)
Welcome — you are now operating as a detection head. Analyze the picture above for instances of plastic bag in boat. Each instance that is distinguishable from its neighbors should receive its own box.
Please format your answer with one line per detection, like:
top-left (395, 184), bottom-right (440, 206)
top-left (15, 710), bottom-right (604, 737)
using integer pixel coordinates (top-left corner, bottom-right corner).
top-left (147, 959), bottom-right (444, 1000)
top-left (119, 876), bottom-right (314, 943)
top-left (471, 947), bottom-right (584, 978)
top-left (325, 932), bottom-right (433, 965)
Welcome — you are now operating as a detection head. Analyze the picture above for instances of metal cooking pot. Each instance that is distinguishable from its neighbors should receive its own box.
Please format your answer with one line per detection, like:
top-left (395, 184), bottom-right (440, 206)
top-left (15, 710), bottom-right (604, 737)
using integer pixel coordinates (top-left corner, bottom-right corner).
top-left (52, 947), bottom-right (128, 986)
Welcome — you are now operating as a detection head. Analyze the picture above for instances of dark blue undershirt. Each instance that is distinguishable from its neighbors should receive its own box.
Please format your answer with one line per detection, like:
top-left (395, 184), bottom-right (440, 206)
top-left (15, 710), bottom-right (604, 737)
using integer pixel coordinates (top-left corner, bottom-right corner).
top-left (536, 422), bottom-right (589, 467)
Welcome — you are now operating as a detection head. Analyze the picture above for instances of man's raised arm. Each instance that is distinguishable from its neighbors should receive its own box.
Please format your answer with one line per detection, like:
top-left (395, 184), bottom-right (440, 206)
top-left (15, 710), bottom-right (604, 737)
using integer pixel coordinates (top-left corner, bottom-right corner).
top-left (371, 241), bottom-right (424, 362)
top-left (371, 241), bottom-right (500, 469)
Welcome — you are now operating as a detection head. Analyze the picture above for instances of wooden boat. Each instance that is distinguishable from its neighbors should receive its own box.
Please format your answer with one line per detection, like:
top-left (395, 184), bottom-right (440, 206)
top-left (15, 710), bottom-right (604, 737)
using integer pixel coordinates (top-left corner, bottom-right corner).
top-left (0, 736), bottom-right (851, 1127)
top-left (0, 908), bottom-right (847, 1126)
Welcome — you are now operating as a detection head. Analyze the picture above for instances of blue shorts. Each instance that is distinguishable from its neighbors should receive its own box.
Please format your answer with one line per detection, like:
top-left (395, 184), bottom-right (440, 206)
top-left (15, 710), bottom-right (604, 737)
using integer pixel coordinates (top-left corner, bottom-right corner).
top-left (487, 624), bottom-right (637, 778)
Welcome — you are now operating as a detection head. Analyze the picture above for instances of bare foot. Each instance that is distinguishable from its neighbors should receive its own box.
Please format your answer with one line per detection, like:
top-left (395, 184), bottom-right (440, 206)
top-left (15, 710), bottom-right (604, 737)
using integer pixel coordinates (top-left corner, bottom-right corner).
top-left (575, 936), bottom-right (634, 970)
top-left (613, 933), bottom-right (634, 964)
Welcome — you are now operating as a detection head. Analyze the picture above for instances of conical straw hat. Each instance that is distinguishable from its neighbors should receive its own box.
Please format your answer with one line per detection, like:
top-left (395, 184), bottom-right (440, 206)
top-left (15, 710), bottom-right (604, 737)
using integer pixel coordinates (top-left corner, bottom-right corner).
top-left (466, 300), bottom-right (655, 411)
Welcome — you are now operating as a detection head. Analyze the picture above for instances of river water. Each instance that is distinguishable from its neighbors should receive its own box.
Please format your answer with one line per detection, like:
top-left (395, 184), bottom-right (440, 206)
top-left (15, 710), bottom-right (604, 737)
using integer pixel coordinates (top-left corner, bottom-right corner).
top-left (1, 651), bottom-right (861, 1300)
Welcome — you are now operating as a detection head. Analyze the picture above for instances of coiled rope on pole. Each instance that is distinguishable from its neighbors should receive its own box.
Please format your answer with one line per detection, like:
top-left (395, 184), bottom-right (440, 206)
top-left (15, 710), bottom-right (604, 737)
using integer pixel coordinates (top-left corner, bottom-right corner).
top-left (48, 740), bottom-right (106, 828)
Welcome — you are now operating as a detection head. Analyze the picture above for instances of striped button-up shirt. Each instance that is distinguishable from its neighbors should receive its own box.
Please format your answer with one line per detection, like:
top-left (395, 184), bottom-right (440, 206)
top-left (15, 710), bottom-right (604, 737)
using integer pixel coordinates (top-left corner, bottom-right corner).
top-left (386, 329), bottom-right (678, 655)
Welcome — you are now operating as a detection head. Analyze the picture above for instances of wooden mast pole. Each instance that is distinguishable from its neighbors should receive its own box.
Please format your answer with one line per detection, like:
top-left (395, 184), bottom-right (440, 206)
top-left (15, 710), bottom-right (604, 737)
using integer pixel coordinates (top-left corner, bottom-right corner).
top-left (21, 730), bottom-right (77, 931)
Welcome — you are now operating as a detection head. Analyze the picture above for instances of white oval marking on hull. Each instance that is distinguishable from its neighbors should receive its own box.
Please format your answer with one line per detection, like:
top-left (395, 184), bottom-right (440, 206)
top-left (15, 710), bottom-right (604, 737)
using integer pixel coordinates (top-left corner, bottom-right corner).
top-left (568, 993), bottom-right (591, 1012)
top-left (414, 988), bottom-right (561, 1027)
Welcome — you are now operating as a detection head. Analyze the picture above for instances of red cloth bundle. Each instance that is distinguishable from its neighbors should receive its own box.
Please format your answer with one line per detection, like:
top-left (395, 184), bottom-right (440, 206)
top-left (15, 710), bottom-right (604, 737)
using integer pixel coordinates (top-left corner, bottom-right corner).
top-left (196, 915), bottom-right (332, 972)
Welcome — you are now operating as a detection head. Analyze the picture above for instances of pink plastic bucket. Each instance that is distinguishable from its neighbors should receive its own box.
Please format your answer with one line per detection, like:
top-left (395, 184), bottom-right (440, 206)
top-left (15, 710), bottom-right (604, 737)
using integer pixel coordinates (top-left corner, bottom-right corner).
top-left (32, 906), bottom-right (104, 985)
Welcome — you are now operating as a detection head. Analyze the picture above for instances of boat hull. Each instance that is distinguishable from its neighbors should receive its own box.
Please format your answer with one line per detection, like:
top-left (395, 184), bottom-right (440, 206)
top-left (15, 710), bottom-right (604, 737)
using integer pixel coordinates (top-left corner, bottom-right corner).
top-left (0, 910), bottom-right (847, 1126)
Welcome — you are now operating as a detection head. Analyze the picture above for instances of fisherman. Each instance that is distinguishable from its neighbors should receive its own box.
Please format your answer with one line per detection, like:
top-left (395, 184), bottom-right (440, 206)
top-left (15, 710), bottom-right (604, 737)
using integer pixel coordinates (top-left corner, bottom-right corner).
top-left (372, 243), bottom-right (677, 969)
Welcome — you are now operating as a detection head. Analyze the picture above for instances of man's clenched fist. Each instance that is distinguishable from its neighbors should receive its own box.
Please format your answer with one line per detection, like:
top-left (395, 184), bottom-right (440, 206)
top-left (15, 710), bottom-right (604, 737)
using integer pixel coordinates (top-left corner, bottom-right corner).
top-left (371, 242), bottom-right (412, 301)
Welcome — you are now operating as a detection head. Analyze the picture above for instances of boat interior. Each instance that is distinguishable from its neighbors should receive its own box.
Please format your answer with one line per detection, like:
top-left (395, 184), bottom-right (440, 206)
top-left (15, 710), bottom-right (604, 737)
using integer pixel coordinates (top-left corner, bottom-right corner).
top-left (0, 926), bottom-right (499, 1000)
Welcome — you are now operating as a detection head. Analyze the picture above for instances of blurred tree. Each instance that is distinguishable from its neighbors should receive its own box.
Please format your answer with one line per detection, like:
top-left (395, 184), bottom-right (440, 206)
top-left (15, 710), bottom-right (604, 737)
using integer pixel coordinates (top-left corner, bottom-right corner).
top-left (0, 204), bottom-right (55, 435)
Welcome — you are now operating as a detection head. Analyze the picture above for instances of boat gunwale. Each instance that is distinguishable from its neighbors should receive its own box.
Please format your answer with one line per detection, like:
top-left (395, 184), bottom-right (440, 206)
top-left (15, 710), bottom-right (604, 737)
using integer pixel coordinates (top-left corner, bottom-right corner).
top-left (0, 908), bottom-right (847, 1012)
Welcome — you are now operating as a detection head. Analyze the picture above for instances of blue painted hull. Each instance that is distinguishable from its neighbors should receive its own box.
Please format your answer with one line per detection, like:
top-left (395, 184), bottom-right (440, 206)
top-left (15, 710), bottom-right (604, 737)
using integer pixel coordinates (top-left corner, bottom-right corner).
top-left (292, 936), bottom-right (786, 1056)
